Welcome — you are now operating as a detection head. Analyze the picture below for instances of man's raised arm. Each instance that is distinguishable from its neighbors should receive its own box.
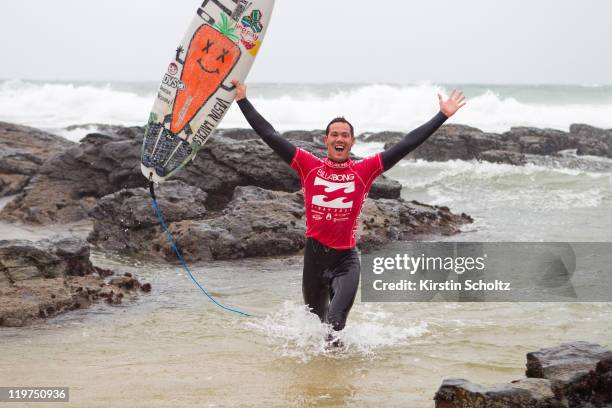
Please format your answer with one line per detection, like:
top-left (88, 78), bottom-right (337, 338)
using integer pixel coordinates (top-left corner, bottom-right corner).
top-left (232, 80), bottom-right (296, 164)
top-left (381, 90), bottom-right (466, 171)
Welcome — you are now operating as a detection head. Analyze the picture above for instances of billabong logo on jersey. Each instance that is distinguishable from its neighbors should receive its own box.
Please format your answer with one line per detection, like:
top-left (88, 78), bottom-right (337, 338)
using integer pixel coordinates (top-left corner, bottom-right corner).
top-left (312, 177), bottom-right (355, 209)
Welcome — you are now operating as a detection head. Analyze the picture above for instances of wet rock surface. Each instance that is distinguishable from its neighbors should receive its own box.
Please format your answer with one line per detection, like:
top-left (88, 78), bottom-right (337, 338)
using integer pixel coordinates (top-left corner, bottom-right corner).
top-left (87, 184), bottom-right (471, 261)
top-left (0, 237), bottom-right (151, 327)
top-left (359, 198), bottom-right (473, 252)
top-left (88, 180), bottom-right (209, 255)
top-left (0, 126), bottom-right (399, 224)
top-left (0, 122), bottom-right (74, 197)
top-left (373, 123), bottom-right (612, 164)
top-left (435, 341), bottom-right (612, 408)
top-left (526, 341), bottom-right (612, 407)
top-left (88, 185), bottom-right (306, 261)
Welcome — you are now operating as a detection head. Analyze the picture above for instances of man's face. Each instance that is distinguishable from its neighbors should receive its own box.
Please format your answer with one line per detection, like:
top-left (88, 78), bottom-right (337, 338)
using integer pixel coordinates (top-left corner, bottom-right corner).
top-left (325, 122), bottom-right (354, 162)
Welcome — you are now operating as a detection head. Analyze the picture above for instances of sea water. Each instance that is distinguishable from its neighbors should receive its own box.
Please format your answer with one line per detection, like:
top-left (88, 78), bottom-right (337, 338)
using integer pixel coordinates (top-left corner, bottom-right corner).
top-left (1, 79), bottom-right (612, 136)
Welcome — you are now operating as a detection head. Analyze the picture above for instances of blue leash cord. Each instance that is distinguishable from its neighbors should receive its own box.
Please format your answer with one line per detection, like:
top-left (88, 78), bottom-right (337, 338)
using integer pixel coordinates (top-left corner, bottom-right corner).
top-left (149, 179), bottom-right (253, 317)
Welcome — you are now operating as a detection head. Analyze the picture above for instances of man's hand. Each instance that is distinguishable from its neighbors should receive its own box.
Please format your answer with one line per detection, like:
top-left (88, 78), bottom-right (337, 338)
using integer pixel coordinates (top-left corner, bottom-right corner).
top-left (438, 89), bottom-right (466, 117)
top-left (231, 80), bottom-right (247, 101)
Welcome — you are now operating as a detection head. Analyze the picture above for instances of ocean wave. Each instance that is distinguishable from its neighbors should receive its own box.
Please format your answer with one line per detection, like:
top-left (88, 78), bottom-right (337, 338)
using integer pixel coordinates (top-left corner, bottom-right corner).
top-left (392, 159), bottom-right (609, 210)
top-left (0, 79), bottom-right (153, 129)
top-left (1, 79), bottom-right (611, 133)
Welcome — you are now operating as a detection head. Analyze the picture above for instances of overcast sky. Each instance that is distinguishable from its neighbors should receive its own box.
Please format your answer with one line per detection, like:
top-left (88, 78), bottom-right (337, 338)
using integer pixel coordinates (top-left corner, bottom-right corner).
top-left (2, 0), bottom-right (611, 84)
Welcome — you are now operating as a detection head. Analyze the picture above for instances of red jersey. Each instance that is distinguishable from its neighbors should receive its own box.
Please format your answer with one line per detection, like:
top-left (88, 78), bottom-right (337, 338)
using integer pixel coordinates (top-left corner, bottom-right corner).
top-left (290, 148), bottom-right (384, 249)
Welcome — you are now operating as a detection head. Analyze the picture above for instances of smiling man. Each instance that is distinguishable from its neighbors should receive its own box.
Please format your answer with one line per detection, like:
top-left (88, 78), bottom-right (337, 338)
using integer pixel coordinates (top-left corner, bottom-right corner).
top-left (231, 80), bottom-right (465, 344)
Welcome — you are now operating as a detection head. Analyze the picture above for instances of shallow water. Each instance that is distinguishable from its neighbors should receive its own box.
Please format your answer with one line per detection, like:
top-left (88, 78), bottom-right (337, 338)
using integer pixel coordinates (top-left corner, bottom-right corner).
top-left (1, 149), bottom-right (612, 407)
top-left (1, 249), bottom-right (611, 407)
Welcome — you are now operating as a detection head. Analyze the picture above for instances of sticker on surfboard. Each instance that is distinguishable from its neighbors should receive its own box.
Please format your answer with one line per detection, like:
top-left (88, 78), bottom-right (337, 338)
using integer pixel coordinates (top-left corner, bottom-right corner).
top-left (141, 0), bottom-right (275, 182)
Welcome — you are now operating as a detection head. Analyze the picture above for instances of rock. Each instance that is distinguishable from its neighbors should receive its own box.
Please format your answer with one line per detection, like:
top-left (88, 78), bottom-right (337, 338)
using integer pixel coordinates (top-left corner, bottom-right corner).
top-left (381, 124), bottom-right (505, 162)
top-left (434, 377), bottom-right (559, 408)
top-left (40, 130), bottom-right (145, 197)
top-left (2, 120), bottom-right (610, 225)
top-left (569, 124), bottom-right (612, 158)
top-left (108, 276), bottom-right (140, 291)
top-left (0, 237), bottom-right (150, 327)
top-left (211, 136), bottom-right (403, 201)
top-left (160, 185), bottom-right (307, 261)
top-left (0, 121), bottom-right (74, 197)
top-left (89, 184), bottom-right (472, 262)
top-left (0, 126), bottom-right (145, 224)
top-left (0, 125), bottom-right (399, 224)
top-left (0, 278), bottom-right (74, 327)
top-left (526, 341), bottom-right (612, 407)
top-left (593, 353), bottom-right (612, 406)
top-left (359, 199), bottom-right (473, 252)
top-left (379, 123), bottom-right (612, 165)
top-left (87, 180), bottom-right (208, 254)
top-left (435, 341), bottom-right (612, 408)
top-left (0, 237), bottom-right (96, 282)
top-left (90, 180), bottom-right (208, 228)
top-left (0, 175), bottom-right (98, 224)
top-left (358, 131), bottom-right (405, 143)
top-left (282, 130), bottom-right (325, 143)
top-left (478, 150), bottom-right (528, 166)
top-left (503, 127), bottom-right (574, 155)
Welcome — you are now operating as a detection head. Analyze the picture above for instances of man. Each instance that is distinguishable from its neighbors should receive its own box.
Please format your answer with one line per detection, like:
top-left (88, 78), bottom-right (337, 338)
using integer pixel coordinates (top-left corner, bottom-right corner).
top-left (231, 80), bottom-right (465, 343)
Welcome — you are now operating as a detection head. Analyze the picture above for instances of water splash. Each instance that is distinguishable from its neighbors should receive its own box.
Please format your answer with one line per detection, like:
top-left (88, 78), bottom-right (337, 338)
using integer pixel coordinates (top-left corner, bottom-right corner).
top-left (246, 301), bottom-right (428, 362)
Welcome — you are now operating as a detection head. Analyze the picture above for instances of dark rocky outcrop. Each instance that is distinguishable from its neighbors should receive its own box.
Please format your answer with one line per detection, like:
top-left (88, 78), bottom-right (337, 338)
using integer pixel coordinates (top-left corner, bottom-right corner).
top-left (372, 123), bottom-right (612, 165)
top-left (526, 341), bottom-right (612, 407)
top-left (435, 378), bottom-right (559, 407)
top-left (381, 124), bottom-right (505, 162)
top-left (0, 122), bottom-right (74, 197)
top-left (0, 237), bottom-right (151, 327)
top-left (358, 131), bottom-right (405, 143)
top-left (435, 341), bottom-right (612, 408)
top-left (478, 150), bottom-right (528, 166)
top-left (87, 184), bottom-right (471, 262)
top-left (570, 124), bottom-right (612, 157)
top-left (282, 129), bottom-right (326, 144)
top-left (88, 180), bottom-right (209, 255)
top-left (88, 185), bottom-right (306, 261)
top-left (359, 199), bottom-right (473, 252)
top-left (0, 126), bottom-right (145, 224)
top-left (0, 127), bottom-right (400, 224)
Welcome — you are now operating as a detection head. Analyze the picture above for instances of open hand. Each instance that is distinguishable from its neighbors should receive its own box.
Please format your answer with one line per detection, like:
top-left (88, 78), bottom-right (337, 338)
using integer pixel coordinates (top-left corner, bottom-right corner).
top-left (438, 89), bottom-right (466, 117)
top-left (231, 80), bottom-right (247, 101)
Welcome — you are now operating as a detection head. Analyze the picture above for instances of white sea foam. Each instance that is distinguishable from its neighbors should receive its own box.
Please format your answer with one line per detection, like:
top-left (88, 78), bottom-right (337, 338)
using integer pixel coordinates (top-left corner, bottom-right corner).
top-left (392, 159), bottom-right (609, 211)
top-left (0, 79), bottom-right (153, 129)
top-left (214, 84), bottom-right (612, 133)
top-left (1, 79), bottom-right (612, 134)
top-left (246, 301), bottom-right (428, 362)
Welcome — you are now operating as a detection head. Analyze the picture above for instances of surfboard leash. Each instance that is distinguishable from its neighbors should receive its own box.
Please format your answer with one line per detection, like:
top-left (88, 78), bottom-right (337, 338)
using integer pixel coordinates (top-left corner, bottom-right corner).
top-left (148, 176), bottom-right (253, 317)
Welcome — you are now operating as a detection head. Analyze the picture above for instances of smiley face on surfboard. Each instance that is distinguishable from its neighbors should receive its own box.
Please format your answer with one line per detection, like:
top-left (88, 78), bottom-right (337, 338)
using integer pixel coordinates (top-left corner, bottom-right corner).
top-left (142, 0), bottom-right (275, 182)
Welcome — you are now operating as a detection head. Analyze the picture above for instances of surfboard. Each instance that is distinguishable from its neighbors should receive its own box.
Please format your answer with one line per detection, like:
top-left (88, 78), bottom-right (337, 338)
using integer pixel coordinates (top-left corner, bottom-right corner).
top-left (141, 0), bottom-right (275, 182)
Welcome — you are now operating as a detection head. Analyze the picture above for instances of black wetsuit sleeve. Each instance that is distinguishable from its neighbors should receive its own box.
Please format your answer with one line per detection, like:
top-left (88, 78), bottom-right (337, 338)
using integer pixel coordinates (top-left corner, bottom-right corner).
top-left (380, 111), bottom-right (448, 171)
top-left (237, 98), bottom-right (296, 164)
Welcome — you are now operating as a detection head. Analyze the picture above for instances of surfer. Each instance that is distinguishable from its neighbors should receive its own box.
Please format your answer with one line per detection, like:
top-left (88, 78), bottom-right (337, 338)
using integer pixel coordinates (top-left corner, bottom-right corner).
top-left (231, 80), bottom-right (465, 344)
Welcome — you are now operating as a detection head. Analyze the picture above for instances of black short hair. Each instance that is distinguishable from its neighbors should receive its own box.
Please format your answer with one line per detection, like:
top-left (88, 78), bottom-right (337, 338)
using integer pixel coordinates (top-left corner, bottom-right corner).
top-left (325, 117), bottom-right (354, 137)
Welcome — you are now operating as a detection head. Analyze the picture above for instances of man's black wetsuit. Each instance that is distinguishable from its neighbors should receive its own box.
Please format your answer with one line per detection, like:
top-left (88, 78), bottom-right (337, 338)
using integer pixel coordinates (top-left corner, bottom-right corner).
top-left (237, 98), bottom-right (447, 331)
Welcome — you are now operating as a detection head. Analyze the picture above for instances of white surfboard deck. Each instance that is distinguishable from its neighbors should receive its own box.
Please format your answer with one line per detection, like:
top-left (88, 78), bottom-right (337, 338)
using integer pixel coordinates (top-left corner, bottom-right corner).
top-left (141, 0), bottom-right (274, 182)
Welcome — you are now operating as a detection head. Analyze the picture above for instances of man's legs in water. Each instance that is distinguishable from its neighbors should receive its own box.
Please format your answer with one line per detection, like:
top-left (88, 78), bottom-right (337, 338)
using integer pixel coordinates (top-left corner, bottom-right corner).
top-left (325, 250), bottom-right (360, 332)
top-left (302, 238), bottom-right (360, 345)
top-left (302, 238), bottom-right (329, 322)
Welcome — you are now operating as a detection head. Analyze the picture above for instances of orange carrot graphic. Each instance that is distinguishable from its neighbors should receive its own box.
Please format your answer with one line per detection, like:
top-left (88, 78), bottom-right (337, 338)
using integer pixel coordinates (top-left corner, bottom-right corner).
top-left (171, 14), bottom-right (241, 134)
